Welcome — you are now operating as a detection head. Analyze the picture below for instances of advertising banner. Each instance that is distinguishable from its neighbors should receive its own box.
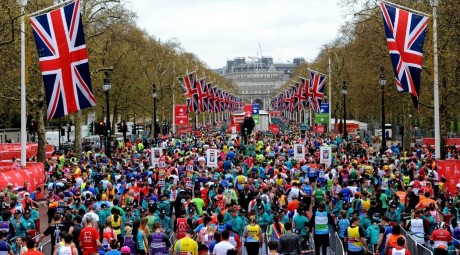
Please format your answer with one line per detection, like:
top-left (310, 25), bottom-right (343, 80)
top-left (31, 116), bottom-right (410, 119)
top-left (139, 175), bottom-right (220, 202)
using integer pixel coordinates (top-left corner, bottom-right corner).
top-left (174, 105), bottom-right (189, 125)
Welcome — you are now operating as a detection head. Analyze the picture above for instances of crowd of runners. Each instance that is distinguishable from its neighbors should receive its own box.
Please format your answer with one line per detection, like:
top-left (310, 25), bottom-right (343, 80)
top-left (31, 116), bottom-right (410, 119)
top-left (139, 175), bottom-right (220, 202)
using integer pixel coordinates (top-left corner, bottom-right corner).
top-left (0, 121), bottom-right (459, 255)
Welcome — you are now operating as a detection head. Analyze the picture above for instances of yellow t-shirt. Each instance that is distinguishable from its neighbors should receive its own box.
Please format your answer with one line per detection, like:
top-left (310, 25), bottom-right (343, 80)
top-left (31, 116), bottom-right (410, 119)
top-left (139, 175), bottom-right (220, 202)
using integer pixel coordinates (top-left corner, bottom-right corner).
top-left (173, 237), bottom-right (198, 255)
top-left (246, 224), bottom-right (260, 241)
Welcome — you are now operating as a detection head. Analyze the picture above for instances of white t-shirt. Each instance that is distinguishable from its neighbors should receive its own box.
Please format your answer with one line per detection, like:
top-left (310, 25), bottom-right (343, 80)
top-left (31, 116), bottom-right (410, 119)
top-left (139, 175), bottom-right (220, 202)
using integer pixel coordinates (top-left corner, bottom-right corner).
top-left (82, 212), bottom-right (99, 226)
top-left (212, 240), bottom-right (235, 255)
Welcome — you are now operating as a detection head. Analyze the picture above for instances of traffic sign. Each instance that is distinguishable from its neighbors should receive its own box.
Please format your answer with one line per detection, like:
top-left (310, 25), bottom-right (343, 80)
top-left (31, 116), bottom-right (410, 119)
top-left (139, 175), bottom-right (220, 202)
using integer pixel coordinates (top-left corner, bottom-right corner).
top-left (315, 113), bottom-right (329, 124)
top-left (253, 114), bottom-right (259, 124)
top-left (320, 103), bottom-right (329, 114)
top-left (252, 104), bottom-right (259, 115)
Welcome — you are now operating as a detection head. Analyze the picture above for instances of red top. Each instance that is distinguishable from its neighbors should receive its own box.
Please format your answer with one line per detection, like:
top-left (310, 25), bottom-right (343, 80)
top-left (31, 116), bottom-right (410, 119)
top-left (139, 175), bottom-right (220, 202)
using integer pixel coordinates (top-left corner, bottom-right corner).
top-left (431, 229), bottom-right (453, 242)
top-left (22, 250), bottom-right (45, 255)
top-left (79, 226), bottom-right (100, 254)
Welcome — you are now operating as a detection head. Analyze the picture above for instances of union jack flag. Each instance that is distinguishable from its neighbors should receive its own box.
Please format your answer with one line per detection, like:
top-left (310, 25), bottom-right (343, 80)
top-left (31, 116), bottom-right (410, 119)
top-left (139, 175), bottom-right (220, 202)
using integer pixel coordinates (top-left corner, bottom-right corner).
top-left (180, 72), bottom-right (198, 113)
top-left (196, 77), bottom-right (207, 113)
top-left (213, 87), bottom-right (220, 113)
top-left (380, 2), bottom-right (429, 108)
top-left (219, 90), bottom-right (226, 112)
top-left (207, 83), bottom-right (214, 112)
top-left (299, 77), bottom-right (311, 109)
top-left (30, 0), bottom-right (95, 120)
top-left (309, 70), bottom-right (326, 113)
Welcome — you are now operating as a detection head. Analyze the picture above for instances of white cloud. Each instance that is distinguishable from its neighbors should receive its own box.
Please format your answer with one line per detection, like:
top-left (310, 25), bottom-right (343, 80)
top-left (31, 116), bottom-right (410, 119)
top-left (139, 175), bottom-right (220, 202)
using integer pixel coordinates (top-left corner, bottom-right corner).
top-left (127, 0), bottom-right (348, 68)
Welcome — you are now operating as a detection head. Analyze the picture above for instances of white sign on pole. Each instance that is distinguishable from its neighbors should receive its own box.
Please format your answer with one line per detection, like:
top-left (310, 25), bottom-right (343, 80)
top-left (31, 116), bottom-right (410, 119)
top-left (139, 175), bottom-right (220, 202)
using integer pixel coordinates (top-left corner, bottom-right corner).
top-left (206, 149), bottom-right (218, 168)
top-left (320, 146), bottom-right (332, 166)
top-left (294, 144), bottom-right (305, 161)
top-left (151, 147), bottom-right (162, 167)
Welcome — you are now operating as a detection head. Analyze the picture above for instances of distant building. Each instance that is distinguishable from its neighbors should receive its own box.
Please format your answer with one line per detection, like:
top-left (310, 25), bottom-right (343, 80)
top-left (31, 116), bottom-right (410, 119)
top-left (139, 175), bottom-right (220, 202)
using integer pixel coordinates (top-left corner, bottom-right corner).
top-left (218, 57), bottom-right (305, 110)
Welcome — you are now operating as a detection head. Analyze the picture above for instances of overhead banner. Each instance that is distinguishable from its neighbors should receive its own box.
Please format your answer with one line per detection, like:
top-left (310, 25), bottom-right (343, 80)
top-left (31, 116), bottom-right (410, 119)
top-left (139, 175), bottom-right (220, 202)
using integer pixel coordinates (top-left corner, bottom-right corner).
top-left (320, 146), bottom-right (332, 166)
top-left (294, 144), bottom-right (305, 161)
top-left (174, 104), bottom-right (189, 125)
top-left (206, 149), bottom-right (218, 168)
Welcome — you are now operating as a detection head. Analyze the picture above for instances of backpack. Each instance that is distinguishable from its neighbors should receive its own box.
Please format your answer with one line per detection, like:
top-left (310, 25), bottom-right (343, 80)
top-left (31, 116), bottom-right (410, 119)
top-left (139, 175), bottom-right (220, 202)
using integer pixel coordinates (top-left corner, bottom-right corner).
top-left (123, 236), bottom-right (136, 255)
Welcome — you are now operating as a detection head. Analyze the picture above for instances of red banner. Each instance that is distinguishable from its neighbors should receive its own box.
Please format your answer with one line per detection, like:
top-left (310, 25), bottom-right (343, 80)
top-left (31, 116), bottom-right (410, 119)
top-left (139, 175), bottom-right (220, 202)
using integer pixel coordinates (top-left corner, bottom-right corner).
top-left (227, 124), bottom-right (241, 133)
top-left (0, 143), bottom-right (54, 161)
top-left (244, 104), bottom-right (252, 117)
top-left (0, 162), bottom-right (45, 192)
top-left (437, 160), bottom-right (460, 196)
top-left (269, 124), bottom-right (280, 134)
top-left (423, 138), bottom-right (460, 147)
top-left (230, 116), bottom-right (245, 125)
top-left (268, 111), bottom-right (281, 117)
top-left (313, 125), bottom-right (325, 133)
top-left (177, 125), bottom-right (192, 135)
top-left (174, 104), bottom-right (189, 125)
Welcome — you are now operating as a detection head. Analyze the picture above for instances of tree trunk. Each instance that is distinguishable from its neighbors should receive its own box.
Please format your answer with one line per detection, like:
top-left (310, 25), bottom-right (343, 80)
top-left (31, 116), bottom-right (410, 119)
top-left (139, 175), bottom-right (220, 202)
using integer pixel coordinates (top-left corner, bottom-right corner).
top-left (74, 112), bottom-right (82, 156)
top-left (36, 98), bottom-right (46, 163)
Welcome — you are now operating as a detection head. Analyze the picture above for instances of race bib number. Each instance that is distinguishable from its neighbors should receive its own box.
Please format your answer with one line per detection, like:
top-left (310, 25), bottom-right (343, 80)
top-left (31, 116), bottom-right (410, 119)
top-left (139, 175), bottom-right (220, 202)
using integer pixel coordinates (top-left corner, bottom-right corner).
top-left (159, 161), bottom-right (166, 168)
top-left (186, 170), bottom-right (194, 179)
top-left (185, 180), bottom-right (193, 190)
top-left (186, 165), bottom-right (193, 171)
top-left (158, 178), bottom-right (165, 187)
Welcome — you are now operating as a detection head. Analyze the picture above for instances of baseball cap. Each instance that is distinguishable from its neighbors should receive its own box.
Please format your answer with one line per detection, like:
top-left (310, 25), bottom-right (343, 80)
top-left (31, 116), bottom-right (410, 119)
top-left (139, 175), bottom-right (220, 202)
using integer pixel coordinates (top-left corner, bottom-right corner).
top-left (160, 209), bottom-right (166, 215)
top-left (257, 205), bottom-right (264, 210)
top-left (24, 192), bottom-right (30, 196)
top-left (456, 183), bottom-right (460, 188)
top-left (140, 208), bottom-right (146, 213)
top-left (14, 210), bottom-right (21, 214)
top-left (24, 209), bottom-right (31, 214)
top-left (101, 204), bottom-right (107, 209)
top-left (121, 246), bottom-right (131, 254)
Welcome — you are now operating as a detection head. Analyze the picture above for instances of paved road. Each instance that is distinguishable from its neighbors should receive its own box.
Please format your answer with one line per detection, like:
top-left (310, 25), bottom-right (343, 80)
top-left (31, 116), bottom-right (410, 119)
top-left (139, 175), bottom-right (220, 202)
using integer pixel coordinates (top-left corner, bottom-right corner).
top-left (37, 204), bottom-right (52, 254)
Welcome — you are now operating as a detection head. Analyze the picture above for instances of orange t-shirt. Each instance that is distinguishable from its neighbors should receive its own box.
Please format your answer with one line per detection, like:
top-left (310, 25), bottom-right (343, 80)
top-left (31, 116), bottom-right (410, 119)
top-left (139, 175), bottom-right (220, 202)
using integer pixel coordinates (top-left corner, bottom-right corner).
top-left (416, 198), bottom-right (436, 209)
top-left (287, 200), bottom-right (300, 212)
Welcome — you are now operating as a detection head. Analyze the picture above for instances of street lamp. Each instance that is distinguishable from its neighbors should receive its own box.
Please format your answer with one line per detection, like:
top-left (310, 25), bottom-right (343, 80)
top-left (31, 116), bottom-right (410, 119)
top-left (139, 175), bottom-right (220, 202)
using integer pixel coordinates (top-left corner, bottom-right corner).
top-left (380, 66), bottom-right (387, 154)
top-left (341, 81), bottom-right (348, 140)
top-left (103, 71), bottom-right (111, 157)
top-left (152, 83), bottom-right (157, 140)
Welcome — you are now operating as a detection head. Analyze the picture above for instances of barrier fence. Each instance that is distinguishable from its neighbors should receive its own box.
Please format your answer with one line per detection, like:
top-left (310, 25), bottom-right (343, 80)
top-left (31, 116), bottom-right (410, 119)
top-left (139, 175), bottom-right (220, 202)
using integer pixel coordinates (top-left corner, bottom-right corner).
top-left (327, 232), bottom-right (344, 255)
top-left (401, 229), bottom-right (433, 255)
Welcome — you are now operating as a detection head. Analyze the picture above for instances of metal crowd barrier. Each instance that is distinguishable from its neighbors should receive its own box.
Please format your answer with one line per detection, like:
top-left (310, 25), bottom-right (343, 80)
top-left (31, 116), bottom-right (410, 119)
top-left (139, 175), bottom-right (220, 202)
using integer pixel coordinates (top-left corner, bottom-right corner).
top-left (401, 229), bottom-right (433, 255)
top-left (327, 232), bottom-right (344, 255)
top-left (38, 240), bottom-right (51, 254)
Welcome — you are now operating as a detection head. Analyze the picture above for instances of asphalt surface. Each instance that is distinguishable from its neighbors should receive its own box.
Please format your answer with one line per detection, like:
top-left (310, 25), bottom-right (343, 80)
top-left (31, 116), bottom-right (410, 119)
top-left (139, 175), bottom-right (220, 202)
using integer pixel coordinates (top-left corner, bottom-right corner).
top-left (37, 205), bottom-right (52, 254)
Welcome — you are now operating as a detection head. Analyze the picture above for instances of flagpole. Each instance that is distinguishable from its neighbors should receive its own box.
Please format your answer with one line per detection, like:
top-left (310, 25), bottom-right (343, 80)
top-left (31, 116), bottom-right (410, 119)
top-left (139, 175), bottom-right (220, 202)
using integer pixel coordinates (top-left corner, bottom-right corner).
top-left (328, 48), bottom-right (332, 133)
top-left (20, 1), bottom-right (27, 167)
top-left (432, 0), bottom-right (441, 158)
top-left (28, 0), bottom-right (74, 17)
top-left (172, 64), bottom-right (176, 134)
top-left (380, 0), bottom-right (430, 17)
